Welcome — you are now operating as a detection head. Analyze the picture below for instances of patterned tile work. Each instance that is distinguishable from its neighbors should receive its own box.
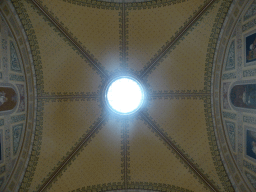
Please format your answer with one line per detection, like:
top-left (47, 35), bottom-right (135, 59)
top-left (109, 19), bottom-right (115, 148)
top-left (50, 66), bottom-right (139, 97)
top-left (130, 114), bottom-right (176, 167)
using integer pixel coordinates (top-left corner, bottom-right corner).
top-left (9, 74), bottom-right (24, 81)
top-left (225, 41), bottom-right (235, 71)
top-left (0, 2), bottom-right (30, 190)
top-left (12, 124), bottom-right (23, 155)
top-left (243, 68), bottom-right (256, 77)
top-left (216, 0), bottom-right (256, 191)
top-left (40, 0), bottom-right (121, 74)
top-left (244, 0), bottom-right (256, 21)
top-left (11, 114), bottom-right (25, 123)
top-left (23, 1), bottom-right (103, 94)
top-left (245, 171), bottom-right (256, 189)
top-left (225, 121), bottom-right (236, 152)
top-left (16, 84), bottom-right (25, 112)
top-left (49, 118), bottom-right (122, 191)
top-left (242, 18), bottom-right (256, 32)
top-left (145, 97), bottom-right (224, 191)
top-left (223, 82), bottom-right (231, 110)
top-left (147, 1), bottom-right (222, 92)
top-left (126, 0), bottom-right (206, 73)
top-left (9, 41), bottom-right (21, 73)
top-left (26, 100), bottom-right (101, 191)
top-left (128, 118), bottom-right (209, 191)
top-left (222, 72), bottom-right (237, 80)
top-left (223, 112), bottom-right (237, 120)
top-left (243, 116), bottom-right (256, 125)
top-left (244, 160), bottom-right (256, 174)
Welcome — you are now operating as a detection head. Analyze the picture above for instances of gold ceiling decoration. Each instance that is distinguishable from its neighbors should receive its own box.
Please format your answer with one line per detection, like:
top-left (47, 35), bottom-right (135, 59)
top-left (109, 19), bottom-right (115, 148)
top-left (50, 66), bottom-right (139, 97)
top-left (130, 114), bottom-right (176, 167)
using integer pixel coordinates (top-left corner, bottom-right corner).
top-left (1, 0), bottom-right (256, 191)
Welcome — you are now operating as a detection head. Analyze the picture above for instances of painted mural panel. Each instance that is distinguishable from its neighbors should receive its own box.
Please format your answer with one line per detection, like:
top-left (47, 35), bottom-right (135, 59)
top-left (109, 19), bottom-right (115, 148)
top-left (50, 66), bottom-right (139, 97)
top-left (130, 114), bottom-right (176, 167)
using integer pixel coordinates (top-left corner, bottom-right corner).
top-left (0, 87), bottom-right (17, 112)
top-left (247, 129), bottom-right (256, 160)
top-left (246, 33), bottom-right (256, 63)
top-left (230, 84), bottom-right (256, 109)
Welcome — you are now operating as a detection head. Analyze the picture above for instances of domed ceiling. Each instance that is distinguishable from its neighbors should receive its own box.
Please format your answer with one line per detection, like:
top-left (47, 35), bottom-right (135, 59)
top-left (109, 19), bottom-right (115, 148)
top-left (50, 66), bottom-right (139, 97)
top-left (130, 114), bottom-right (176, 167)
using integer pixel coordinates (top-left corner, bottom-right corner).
top-left (1, 0), bottom-right (256, 191)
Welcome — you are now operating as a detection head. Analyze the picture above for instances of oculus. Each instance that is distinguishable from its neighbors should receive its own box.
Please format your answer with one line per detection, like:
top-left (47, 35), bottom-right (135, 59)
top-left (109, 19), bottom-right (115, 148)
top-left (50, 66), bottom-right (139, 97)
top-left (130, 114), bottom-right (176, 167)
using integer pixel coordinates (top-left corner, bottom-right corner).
top-left (105, 77), bottom-right (144, 115)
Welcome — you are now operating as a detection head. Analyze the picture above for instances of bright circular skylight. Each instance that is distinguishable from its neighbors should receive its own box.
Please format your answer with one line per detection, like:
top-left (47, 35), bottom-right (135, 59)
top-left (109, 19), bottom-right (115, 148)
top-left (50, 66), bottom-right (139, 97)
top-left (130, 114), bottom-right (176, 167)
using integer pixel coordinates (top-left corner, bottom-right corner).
top-left (106, 77), bottom-right (144, 114)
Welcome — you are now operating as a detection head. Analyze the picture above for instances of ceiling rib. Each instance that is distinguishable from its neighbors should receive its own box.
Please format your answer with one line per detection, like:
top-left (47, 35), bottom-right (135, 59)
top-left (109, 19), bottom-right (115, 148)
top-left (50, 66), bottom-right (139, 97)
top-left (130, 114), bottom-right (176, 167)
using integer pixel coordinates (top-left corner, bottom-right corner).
top-left (37, 115), bottom-right (108, 192)
top-left (38, 93), bottom-right (100, 100)
top-left (140, 111), bottom-right (220, 192)
top-left (121, 2), bottom-right (127, 68)
top-left (122, 119), bottom-right (129, 189)
top-left (31, 0), bottom-right (108, 79)
top-left (150, 92), bottom-right (211, 98)
top-left (139, 0), bottom-right (216, 78)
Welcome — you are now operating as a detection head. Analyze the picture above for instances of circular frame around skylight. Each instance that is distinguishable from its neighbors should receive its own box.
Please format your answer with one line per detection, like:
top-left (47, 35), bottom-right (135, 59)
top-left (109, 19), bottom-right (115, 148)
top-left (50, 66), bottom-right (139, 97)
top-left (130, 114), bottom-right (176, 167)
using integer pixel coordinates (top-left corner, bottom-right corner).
top-left (105, 76), bottom-right (145, 115)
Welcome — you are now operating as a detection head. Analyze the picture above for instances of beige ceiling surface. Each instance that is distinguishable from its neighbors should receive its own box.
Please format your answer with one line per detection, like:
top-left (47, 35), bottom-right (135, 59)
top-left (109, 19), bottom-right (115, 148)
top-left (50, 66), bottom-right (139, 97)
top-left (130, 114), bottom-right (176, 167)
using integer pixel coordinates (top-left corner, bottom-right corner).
top-left (39, 0), bottom-right (122, 74)
top-left (125, 0), bottom-right (207, 73)
top-left (0, 0), bottom-right (243, 191)
top-left (146, 98), bottom-right (224, 190)
top-left (147, 0), bottom-right (221, 92)
top-left (23, 0), bottom-right (103, 94)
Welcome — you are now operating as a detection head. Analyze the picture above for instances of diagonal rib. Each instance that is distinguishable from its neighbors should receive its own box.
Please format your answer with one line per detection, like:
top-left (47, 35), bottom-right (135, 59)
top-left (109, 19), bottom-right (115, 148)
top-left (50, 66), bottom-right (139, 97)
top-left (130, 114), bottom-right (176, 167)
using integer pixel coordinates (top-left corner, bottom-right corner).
top-left (140, 0), bottom-right (216, 78)
top-left (31, 0), bottom-right (108, 79)
top-left (37, 115), bottom-right (107, 192)
top-left (140, 111), bottom-right (219, 192)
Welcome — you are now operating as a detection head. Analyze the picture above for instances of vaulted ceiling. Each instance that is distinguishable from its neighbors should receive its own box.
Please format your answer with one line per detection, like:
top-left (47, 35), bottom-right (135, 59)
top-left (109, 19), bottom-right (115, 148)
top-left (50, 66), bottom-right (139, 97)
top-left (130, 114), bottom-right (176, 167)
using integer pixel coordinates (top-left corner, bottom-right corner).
top-left (0, 0), bottom-right (256, 191)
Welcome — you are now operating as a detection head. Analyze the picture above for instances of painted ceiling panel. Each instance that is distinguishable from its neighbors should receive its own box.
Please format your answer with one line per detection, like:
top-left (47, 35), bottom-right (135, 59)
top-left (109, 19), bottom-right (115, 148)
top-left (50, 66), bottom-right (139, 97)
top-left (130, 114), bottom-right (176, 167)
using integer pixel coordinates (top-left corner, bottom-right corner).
top-left (39, 0), bottom-right (121, 74)
top-left (48, 118), bottom-right (123, 192)
top-left (22, 100), bottom-right (102, 191)
top-left (23, 0), bottom-right (103, 95)
top-left (2, 0), bottom-right (243, 191)
top-left (128, 118), bottom-right (210, 191)
top-left (146, 98), bottom-right (227, 191)
top-left (146, 0), bottom-right (222, 92)
top-left (127, 0), bottom-right (208, 74)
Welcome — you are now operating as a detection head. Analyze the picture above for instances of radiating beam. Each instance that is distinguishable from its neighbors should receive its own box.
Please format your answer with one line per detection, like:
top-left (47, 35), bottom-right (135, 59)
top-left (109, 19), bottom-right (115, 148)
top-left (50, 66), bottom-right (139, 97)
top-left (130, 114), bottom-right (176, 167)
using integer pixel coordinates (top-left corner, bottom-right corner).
top-left (140, 111), bottom-right (219, 192)
top-left (121, 119), bottom-right (129, 189)
top-left (140, 0), bottom-right (216, 78)
top-left (150, 91), bottom-right (211, 99)
top-left (37, 92), bottom-right (100, 100)
top-left (37, 115), bottom-right (107, 192)
top-left (121, 2), bottom-right (128, 68)
top-left (31, 0), bottom-right (108, 79)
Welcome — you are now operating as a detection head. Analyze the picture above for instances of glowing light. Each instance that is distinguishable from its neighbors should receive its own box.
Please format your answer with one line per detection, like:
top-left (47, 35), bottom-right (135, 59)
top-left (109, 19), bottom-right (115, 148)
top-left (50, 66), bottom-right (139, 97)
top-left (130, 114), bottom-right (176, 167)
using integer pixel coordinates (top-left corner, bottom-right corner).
top-left (106, 77), bottom-right (143, 114)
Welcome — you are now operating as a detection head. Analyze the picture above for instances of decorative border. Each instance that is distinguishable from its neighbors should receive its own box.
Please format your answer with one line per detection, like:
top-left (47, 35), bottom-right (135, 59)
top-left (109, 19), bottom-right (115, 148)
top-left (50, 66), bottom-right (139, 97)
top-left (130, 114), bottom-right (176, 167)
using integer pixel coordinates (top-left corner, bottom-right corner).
top-left (62, 0), bottom-right (188, 10)
top-left (121, 120), bottom-right (130, 188)
top-left (71, 182), bottom-right (195, 192)
top-left (212, 0), bottom-right (254, 191)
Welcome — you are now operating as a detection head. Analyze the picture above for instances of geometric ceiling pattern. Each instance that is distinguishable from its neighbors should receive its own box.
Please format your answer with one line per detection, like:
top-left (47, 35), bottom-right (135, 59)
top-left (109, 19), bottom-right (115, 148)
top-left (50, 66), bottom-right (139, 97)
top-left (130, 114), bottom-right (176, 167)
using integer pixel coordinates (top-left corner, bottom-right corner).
top-left (1, 0), bottom-right (255, 191)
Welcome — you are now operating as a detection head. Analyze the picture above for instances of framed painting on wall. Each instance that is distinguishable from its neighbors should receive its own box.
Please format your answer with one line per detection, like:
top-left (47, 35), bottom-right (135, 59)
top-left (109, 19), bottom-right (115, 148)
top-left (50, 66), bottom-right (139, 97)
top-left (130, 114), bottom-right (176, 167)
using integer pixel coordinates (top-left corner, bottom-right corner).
top-left (246, 127), bottom-right (256, 161)
top-left (245, 30), bottom-right (256, 66)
